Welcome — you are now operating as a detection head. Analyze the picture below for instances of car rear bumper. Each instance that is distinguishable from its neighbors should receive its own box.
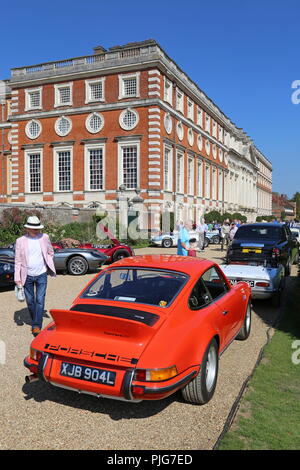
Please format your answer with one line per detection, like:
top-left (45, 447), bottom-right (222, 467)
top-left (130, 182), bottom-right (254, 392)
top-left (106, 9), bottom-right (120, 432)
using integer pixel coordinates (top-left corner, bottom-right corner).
top-left (24, 354), bottom-right (198, 402)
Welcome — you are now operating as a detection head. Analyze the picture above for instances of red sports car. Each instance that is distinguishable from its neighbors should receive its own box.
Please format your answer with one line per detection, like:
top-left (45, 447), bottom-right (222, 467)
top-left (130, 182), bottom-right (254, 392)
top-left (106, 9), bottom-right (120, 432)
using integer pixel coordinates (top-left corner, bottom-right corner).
top-left (24, 255), bottom-right (251, 405)
top-left (52, 223), bottom-right (134, 264)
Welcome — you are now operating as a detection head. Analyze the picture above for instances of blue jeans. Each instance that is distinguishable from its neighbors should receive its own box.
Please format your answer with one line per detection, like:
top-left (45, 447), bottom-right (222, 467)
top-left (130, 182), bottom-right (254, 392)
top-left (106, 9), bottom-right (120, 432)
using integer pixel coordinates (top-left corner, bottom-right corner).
top-left (24, 272), bottom-right (48, 329)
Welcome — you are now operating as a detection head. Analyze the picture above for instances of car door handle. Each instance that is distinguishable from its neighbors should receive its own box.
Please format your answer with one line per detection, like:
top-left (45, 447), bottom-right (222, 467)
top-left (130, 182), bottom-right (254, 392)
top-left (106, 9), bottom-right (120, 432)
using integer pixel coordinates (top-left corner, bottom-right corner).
top-left (222, 310), bottom-right (229, 316)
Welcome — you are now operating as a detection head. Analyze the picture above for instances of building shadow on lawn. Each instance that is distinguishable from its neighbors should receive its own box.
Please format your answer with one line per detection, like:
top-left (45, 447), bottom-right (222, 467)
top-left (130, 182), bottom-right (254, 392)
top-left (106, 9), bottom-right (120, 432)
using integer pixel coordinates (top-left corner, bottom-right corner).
top-left (22, 380), bottom-right (176, 420)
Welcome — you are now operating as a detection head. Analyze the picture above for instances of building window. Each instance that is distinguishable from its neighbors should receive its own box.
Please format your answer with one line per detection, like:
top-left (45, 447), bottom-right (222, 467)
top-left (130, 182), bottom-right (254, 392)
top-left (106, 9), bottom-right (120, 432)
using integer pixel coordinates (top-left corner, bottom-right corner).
top-left (212, 120), bottom-right (217, 138)
top-left (86, 112), bottom-right (104, 133)
top-left (197, 107), bottom-right (203, 127)
top-left (218, 171), bottom-right (223, 201)
top-left (176, 89), bottom-right (184, 113)
top-left (176, 121), bottom-right (184, 141)
top-left (204, 165), bottom-right (210, 198)
top-left (176, 152), bottom-right (184, 193)
top-left (54, 148), bottom-right (72, 192)
top-left (219, 125), bottom-right (224, 142)
top-left (188, 128), bottom-right (194, 147)
top-left (205, 140), bottom-right (211, 156)
top-left (187, 99), bottom-right (194, 121)
top-left (197, 134), bottom-right (203, 151)
top-left (85, 78), bottom-right (105, 103)
top-left (85, 145), bottom-right (104, 191)
top-left (26, 151), bottom-right (42, 193)
top-left (219, 148), bottom-right (223, 162)
top-left (164, 78), bottom-right (173, 105)
top-left (55, 116), bottom-right (72, 137)
top-left (119, 73), bottom-right (140, 99)
top-left (54, 83), bottom-right (73, 107)
top-left (164, 145), bottom-right (173, 191)
top-left (25, 87), bottom-right (42, 111)
top-left (164, 113), bottom-right (172, 134)
top-left (118, 142), bottom-right (139, 189)
top-left (212, 168), bottom-right (217, 200)
top-left (205, 114), bottom-right (211, 133)
top-left (212, 144), bottom-right (217, 159)
top-left (196, 160), bottom-right (203, 197)
top-left (187, 156), bottom-right (194, 195)
top-left (119, 108), bottom-right (139, 130)
top-left (25, 120), bottom-right (42, 139)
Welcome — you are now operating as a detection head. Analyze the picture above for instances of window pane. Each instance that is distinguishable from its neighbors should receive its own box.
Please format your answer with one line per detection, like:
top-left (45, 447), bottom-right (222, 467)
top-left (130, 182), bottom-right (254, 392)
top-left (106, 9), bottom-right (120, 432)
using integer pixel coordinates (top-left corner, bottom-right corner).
top-left (123, 77), bottom-right (137, 96)
top-left (59, 87), bottom-right (71, 104)
top-left (58, 151), bottom-right (71, 191)
top-left (123, 146), bottom-right (137, 189)
top-left (29, 91), bottom-right (40, 108)
top-left (29, 153), bottom-right (41, 192)
top-left (89, 148), bottom-right (103, 190)
top-left (90, 82), bottom-right (103, 101)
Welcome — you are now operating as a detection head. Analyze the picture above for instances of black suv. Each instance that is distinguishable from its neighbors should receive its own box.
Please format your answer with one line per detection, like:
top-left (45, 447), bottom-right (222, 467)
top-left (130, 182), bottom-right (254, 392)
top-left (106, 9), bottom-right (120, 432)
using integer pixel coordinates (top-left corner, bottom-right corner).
top-left (226, 223), bottom-right (299, 275)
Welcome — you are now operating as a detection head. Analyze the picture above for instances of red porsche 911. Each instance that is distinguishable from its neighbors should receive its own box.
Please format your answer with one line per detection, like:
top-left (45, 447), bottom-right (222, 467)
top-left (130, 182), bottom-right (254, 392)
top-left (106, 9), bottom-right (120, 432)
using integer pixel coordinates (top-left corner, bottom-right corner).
top-left (24, 255), bottom-right (251, 405)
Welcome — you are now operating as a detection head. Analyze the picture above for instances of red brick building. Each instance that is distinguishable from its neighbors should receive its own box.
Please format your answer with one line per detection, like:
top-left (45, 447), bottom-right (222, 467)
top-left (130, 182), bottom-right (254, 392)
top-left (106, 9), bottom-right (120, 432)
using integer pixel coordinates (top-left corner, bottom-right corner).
top-left (272, 193), bottom-right (296, 221)
top-left (0, 40), bottom-right (272, 228)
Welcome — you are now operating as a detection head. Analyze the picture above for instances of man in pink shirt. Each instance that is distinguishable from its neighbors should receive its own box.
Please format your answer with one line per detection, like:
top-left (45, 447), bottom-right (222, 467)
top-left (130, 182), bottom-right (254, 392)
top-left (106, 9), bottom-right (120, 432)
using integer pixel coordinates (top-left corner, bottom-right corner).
top-left (14, 216), bottom-right (56, 336)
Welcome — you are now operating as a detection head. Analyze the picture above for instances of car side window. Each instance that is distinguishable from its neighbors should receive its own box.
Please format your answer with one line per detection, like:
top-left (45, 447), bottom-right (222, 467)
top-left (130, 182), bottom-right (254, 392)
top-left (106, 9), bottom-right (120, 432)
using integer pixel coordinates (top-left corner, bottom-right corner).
top-left (188, 278), bottom-right (212, 310)
top-left (202, 266), bottom-right (229, 301)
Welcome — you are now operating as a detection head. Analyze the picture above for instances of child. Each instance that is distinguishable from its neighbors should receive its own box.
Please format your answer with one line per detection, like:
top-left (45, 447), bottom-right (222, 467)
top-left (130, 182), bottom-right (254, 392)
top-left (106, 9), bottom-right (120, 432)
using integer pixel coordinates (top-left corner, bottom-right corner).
top-left (188, 238), bottom-right (198, 257)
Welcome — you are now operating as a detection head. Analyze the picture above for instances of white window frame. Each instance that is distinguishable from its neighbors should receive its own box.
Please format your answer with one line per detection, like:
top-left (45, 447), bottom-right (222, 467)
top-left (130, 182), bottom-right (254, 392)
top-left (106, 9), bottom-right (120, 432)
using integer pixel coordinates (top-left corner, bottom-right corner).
top-left (205, 113), bottom-right (211, 133)
top-left (164, 144), bottom-right (173, 192)
top-left (119, 108), bottom-right (139, 130)
top-left (25, 87), bottom-right (42, 111)
top-left (176, 88), bottom-right (184, 113)
top-left (53, 146), bottom-right (73, 192)
top-left (84, 143), bottom-right (105, 191)
top-left (196, 159), bottom-right (203, 197)
top-left (187, 98), bottom-right (194, 121)
top-left (25, 119), bottom-right (42, 140)
top-left (164, 77), bottom-right (173, 105)
top-left (187, 156), bottom-right (194, 195)
top-left (55, 115), bottom-right (72, 137)
top-left (204, 165), bottom-right (210, 199)
top-left (85, 78), bottom-right (105, 104)
top-left (212, 167), bottom-right (217, 200)
top-left (118, 140), bottom-right (140, 189)
top-left (118, 72), bottom-right (140, 99)
top-left (176, 151), bottom-right (184, 194)
top-left (25, 148), bottom-right (43, 193)
top-left (85, 112), bottom-right (104, 134)
top-left (212, 120), bottom-right (217, 138)
top-left (54, 82), bottom-right (73, 107)
top-left (197, 107), bottom-right (203, 127)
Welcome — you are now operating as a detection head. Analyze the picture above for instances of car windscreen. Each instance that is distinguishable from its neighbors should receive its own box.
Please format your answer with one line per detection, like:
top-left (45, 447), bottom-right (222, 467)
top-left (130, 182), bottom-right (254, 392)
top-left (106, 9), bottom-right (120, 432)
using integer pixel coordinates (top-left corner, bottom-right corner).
top-left (234, 226), bottom-right (285, 240)
top-left (81, 268), bottom-right (189, 307)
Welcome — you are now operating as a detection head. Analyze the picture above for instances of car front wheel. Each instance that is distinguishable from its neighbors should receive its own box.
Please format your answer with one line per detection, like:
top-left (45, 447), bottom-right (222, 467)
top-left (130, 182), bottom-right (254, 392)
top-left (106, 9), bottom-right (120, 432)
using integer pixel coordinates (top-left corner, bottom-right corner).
top-left (162, 238), bottom-right (173, 248)
top-left (181, 338), bottom-right (219, 405)
top-left (67, 256), bottom-right (89, 275)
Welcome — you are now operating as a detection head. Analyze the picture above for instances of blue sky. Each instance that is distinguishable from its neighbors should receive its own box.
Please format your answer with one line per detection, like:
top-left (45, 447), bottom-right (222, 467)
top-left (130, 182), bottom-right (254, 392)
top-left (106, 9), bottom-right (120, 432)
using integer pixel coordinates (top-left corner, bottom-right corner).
top-left (1, 0), bottom-right (299, 198)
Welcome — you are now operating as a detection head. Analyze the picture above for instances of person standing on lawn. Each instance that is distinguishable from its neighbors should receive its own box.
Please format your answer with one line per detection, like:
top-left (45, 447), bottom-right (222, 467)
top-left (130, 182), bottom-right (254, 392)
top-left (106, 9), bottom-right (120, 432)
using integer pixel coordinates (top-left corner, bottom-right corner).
top-left (177, 220), bottom-right (193, 256)
top-left (14, 216), bottom-right (56, 337)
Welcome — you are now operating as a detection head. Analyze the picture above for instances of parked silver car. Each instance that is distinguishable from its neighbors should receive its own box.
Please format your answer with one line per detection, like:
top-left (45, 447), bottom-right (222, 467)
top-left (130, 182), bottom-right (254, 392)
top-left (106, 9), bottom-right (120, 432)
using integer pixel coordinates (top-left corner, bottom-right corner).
top-left (151, 230), bottom-right (220, 248)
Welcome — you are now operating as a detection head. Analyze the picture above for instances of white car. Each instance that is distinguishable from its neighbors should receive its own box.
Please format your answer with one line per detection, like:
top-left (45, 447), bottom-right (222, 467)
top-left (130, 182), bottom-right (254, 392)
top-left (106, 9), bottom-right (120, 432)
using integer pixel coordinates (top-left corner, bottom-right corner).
top-left (151, 230), bottom-right (221, 249)
top-left (219, 263), bottom-right (285, 306)
top-left (290, 227), bottom-right (300, 248)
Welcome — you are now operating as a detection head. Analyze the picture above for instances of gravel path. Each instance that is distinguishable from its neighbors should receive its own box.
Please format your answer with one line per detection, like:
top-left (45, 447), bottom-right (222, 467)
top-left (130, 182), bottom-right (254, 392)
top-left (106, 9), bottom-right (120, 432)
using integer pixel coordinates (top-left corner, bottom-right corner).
top-left (0, 246), bottom-right (289, 450)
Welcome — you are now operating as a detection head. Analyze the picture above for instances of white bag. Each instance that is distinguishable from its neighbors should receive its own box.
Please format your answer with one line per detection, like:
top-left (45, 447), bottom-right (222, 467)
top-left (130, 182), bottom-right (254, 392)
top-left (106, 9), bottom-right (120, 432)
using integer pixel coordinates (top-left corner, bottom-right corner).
top-left (15, 286), bottom-right (25, 302)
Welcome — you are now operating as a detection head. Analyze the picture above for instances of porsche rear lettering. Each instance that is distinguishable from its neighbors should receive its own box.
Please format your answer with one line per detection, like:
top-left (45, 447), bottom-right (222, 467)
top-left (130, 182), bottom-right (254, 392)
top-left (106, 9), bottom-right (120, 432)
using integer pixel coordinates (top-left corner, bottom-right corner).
top-left (44, 343), bottom-right (137, 364)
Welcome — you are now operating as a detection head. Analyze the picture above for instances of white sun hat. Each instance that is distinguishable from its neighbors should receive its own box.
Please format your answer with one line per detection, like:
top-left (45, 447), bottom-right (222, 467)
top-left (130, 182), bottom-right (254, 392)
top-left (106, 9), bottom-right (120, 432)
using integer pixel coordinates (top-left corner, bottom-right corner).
top-left (24, 215), bottom-right (44, 230)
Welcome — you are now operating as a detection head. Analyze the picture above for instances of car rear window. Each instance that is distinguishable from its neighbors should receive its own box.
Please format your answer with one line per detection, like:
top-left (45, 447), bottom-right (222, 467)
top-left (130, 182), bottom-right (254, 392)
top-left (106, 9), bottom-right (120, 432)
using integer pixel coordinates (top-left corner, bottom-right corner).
top-left (81, 268), bottom-right (188, 307)
top-left (234, 226), bottom-right (285, 240)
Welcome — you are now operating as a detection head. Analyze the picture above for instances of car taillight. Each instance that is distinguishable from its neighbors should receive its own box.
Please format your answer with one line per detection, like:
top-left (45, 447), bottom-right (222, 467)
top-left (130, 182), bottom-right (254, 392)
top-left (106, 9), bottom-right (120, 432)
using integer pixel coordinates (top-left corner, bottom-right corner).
top-left (272, 248), bottom-right (280, 258)
top-left (256, 282), bottom-right (270, 287)
top-left (133, 366), bottom-right (177, 382)
top-left (30, 348), bottom-right (42, 362)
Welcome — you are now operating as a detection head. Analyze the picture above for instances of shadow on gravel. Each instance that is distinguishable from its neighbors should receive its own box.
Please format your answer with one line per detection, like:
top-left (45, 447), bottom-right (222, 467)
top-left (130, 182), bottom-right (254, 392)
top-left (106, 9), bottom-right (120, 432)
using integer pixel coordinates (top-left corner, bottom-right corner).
top-left (14, 307), bottom-right (49, 327)
top-left (22, 381), bottom-right (176, 420)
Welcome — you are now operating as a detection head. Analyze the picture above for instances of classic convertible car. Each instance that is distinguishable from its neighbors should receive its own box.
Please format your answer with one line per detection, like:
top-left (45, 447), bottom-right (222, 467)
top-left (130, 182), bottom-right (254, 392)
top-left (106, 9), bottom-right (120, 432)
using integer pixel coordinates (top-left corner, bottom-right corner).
top-left (24, 255), bottom-right (251, 405)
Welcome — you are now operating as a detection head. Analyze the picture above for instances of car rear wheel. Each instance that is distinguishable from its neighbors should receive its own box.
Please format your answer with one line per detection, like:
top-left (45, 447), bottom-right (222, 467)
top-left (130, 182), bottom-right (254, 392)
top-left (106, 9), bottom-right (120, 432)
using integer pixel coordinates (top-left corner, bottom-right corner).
top-left (236, 302), bottom-right (251, 340)
top-left (284, 259), bottom-right (291, 276)
top-left (211, 235), bottom-right (220, 244)
top-left (112, 249), bottom-right (130, 262)
top-left (67, 256), bottom-right (89, 276)
top-left (162, 238), bottom-right (173, 248)
top-left (181, 338), bottom-right (219, 405)
top-left (204, 237), bottom-right (209, 248)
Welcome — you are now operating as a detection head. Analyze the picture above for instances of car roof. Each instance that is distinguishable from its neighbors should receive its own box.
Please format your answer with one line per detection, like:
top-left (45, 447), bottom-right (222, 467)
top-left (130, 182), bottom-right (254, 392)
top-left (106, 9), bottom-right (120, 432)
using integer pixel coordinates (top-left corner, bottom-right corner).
top-left (238, 223), bottom-right (284, 228)
top-left (108, 254), bottom-right (214, 275)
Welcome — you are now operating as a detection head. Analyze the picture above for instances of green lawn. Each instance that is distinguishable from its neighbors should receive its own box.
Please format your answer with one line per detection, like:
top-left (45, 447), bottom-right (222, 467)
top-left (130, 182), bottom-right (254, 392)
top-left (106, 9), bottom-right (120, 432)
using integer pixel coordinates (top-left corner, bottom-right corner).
top-left (218, 276), bottom-right (300, 450)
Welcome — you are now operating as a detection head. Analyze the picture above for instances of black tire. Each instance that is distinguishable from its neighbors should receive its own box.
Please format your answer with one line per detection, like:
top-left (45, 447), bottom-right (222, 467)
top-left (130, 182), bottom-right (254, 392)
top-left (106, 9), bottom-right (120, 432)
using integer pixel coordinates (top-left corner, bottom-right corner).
top-left (211, 235), bottom-right (220, 244)
top-left (67, 256), bottom-right (89, 276)
top-left (181, 338), bottom-right (219, 405)
top-left (204, 237), bottom-right (209, 248)
top-left (271, 278), bottom-right (285, 308)
top-left (284, 259), bottom-right (291, 276)
top-left (112, 249), bottom-right (130, 262)
top-left (236, 302), bottom-right (251, 341)
top-left (162, 238), bottom-right (173, 248)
